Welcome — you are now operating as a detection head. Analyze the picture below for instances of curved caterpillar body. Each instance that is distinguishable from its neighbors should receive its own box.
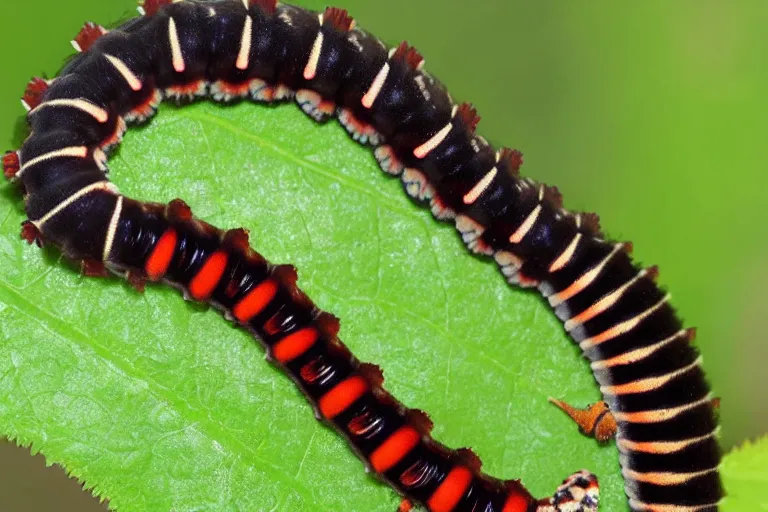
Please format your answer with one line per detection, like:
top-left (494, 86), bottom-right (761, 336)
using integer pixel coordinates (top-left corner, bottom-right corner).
top-left (3, 1), bottom-right (721, 511)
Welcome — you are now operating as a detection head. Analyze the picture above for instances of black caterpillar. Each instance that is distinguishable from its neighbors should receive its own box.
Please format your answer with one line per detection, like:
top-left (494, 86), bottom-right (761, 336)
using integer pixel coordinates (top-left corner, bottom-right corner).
top-left (2, 1), bottom-right (722, 511)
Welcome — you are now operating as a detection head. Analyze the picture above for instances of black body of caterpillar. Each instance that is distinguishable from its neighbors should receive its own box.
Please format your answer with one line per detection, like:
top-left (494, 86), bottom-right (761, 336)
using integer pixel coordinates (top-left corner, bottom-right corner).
top-left (3, 1), bottom-right (721, 511)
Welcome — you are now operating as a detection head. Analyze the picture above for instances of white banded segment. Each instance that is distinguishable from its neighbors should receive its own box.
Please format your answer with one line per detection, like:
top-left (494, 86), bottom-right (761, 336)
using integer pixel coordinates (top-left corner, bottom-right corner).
top-left (11, 3), bottom-right (720, 510)
top-left (579, 293), bottom-right (671, 350)
top-left (548, 243), bottom-right (625, 307)
top-left (612, 394), bottom-right (713, 424)
top-left (103, 195), bottom-right (124, 261)
top-left (600, 356), bottom-right (702, 396)
top-left (590, 329), bottom-right (689, 370)
top-left (413, 109), bottom-right (455, 159)
top-left (168, 17), bottom-right (186, 73)
top-left (15, 146), bottom-right (89, 180)
top-left (564, 268), bottom-right (650, 331)
top-left (617, 429), bottom-right (718, 455)
top-left (30, 99), bottom-right (110, 123)
top-left (549, 232), bottom-right (582, 272)
top-left (509, 204), bottom-right (542, 244)
top-left (623, 467), bottom-right (718, 487)
top-left (104, 54), bottom-right (143, 91)
top-left (303, 15), bottom-right (324, 80)
top-left (236, 15), bottom-right (253, 70)
top-left (463, 166), bottom-right (497, 205)
top-left (31, 181), bottom-right (119, 229)
top-left (361, 62), bottom-right (390, 108)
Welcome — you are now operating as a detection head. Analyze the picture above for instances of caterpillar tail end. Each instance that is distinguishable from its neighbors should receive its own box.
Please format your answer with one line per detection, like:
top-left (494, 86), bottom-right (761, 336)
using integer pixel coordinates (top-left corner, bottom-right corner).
top-left (538, 470), bottom-right (599, 512)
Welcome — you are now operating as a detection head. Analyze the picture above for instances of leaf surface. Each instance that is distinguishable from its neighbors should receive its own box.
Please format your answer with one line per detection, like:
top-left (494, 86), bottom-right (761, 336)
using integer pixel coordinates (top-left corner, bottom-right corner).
top-left (1, 99), bottom-right (629, 510)
top-left (721, 436), bottom-right (768, 511)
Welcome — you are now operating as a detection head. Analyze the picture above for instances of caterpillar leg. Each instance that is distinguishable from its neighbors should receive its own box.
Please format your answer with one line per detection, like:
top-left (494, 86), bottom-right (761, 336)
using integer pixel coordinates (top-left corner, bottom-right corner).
top-left (20, 220), bottom-right (43, 247)
top-left (397, 498), bottom-right (413, 512)
top-left (81, 259), bottom-right (109, 277)
top-left (548, 399), bottom-right (617, 443)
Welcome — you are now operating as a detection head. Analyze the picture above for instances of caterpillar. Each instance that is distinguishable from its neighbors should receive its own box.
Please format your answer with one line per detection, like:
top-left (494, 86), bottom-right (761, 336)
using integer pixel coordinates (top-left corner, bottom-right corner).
top-left (1, 1), bottom-right (722, 511)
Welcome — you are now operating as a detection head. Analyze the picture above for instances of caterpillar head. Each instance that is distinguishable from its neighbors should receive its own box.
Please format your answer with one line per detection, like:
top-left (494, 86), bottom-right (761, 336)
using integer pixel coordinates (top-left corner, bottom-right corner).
top-left (538, 470), bottom-right (599, 512)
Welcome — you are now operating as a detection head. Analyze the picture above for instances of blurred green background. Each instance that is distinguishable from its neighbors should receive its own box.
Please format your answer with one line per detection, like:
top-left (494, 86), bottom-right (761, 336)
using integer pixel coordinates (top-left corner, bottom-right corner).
top-left (0, 0), bottom-right (765, 508)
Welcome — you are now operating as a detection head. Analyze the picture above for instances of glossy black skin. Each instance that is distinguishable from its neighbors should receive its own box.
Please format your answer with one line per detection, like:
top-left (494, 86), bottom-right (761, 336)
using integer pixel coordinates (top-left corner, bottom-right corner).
top-left (12, 1), bottom-right (721, 510)
top-left (112, 198), bottom-right (535, 512)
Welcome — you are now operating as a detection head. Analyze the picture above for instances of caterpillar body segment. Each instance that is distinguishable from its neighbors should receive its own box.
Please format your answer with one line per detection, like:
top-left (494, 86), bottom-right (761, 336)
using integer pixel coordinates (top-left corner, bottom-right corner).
top-left (3, 1), bottom-right (722, 510)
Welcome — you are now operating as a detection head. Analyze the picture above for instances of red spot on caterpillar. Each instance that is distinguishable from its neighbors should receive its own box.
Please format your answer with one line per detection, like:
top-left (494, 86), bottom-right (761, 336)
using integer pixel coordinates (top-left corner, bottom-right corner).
top-left (3, 151), bottom-right (20, 180)
top-left (145, 228), bottom-right (177, 280)
top-left (427, 465), bottom-right (473, 512)
top-left (20, 221), bottom-right (43, 247)
top-left (323, 7), bottom-right (354, 32)
top-left (232, 279), bottom-right (278, 323)
top-left (392, 42), bottom-right (424, 71)
top-left (250, 0), bottom-right (277, 15)
top-left (81, 259), bottom-right (109, 277)
top-left (370, 425), bottom-right (421, 473)
top-left (645, 265), bottom-right (660, 281)
top-left (141, 0), bottom-right (172, 17)
top-left (73, 22), bottom-right (106, 52)
top-left (189, 250), bottom-right (228, 300)
top-left (22, 77), bottom-right (49, 111)
top-left (318, 375), bottom-right (368, 419)
top-left (456, 103), bottom-right (480, 134)
top-left (502, 492), bottom-right (529, 512)
top-left (272, 326), bottom-right (318, 363)
top-left (498, 147), bottom-right (523, 177)
top-left (166, 198), bottom-right (193, 222)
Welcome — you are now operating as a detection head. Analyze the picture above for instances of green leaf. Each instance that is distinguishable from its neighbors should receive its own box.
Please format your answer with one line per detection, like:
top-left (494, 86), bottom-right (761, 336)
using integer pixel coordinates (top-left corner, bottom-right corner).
top-left (721, 436), bottom-right (768, 511)
top-left (0, 101), bottom-right (628, 510)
